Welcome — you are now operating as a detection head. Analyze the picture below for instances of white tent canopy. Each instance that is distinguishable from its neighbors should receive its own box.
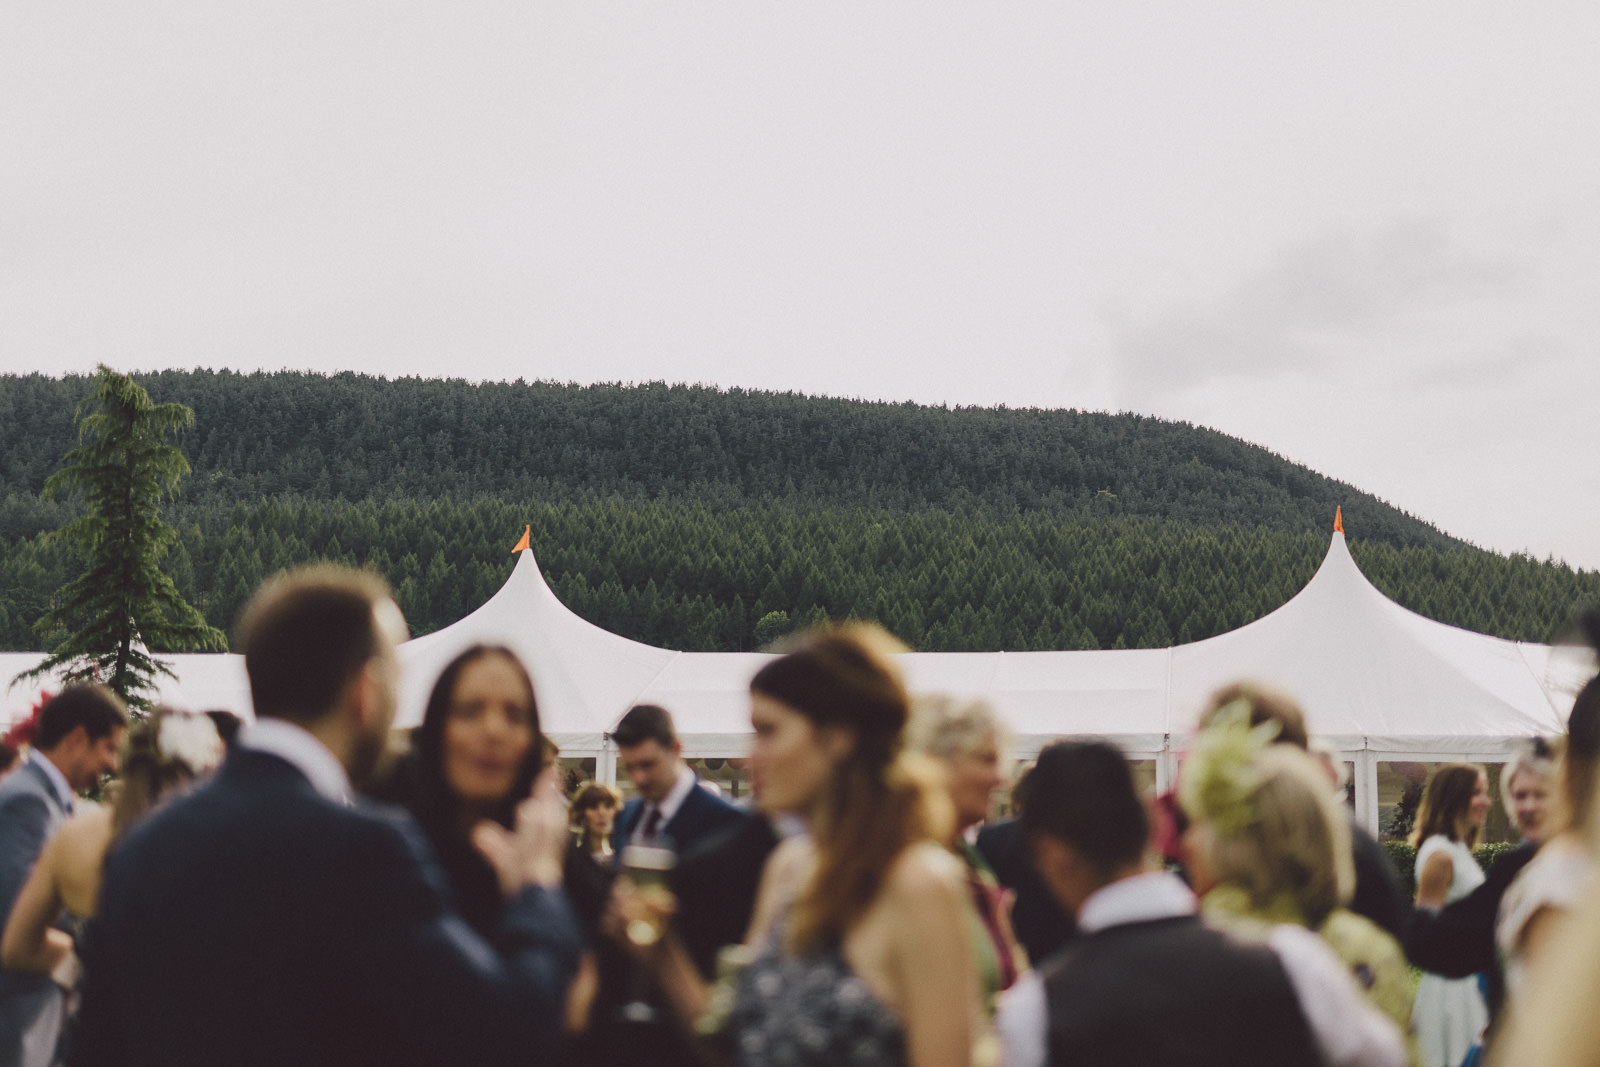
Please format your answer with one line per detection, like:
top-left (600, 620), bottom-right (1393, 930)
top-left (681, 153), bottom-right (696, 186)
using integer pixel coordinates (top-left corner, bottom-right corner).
top-left (402, 528), bottom-right (1577, 834)
top-left (2, 526), bottom-right (1580, 833)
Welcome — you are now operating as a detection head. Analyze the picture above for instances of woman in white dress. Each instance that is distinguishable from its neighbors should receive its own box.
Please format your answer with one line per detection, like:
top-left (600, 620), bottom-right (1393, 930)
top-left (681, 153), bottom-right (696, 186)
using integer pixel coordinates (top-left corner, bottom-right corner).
top-left (1411, 762), bottom-right (1492, 1067)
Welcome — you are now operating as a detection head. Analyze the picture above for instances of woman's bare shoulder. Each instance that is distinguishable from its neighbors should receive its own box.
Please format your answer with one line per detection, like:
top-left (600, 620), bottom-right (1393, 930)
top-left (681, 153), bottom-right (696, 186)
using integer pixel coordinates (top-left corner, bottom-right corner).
top-left (765, 834), bottom-right (816, 877)
top-left (47, 806), bottom-right (111, 849)
top-left (884, 841), bottom-right (965, 903)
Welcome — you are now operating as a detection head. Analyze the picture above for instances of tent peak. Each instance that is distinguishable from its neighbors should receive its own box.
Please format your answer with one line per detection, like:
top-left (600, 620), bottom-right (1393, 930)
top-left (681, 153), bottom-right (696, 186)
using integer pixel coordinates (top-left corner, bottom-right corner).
top-left (511, 525), bottom-right (531, 553)
top-left (1334, 506), bottom-right (1343, 534)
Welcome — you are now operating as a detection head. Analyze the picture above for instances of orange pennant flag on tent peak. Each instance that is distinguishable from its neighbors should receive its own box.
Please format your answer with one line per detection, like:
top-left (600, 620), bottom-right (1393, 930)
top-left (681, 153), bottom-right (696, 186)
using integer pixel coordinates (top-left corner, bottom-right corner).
top-left (1334, 506), bottom-right (1343, 533)
top-left (511, 525), bottom-right (531, 553)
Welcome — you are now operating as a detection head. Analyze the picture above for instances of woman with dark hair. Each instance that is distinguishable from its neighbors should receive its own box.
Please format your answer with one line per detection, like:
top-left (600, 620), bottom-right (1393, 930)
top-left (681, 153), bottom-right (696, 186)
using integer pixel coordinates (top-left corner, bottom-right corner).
top-left (380, 644), bottom-right (544, 938)
top-left (562, 781), bottom-right (620, 935)
top-left (571, 781), bottom-right (621, 861)
top-left (1411, 762), bottom-right (1492, 1066)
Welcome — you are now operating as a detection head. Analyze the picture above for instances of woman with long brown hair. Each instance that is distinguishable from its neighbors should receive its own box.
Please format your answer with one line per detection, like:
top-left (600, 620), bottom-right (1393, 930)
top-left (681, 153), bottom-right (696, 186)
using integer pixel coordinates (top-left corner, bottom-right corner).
top-left (730, 624), bottom-right (975, 1067)
top-left (624, 624), bottom-right (977, 1067)
top-left (1410, 762), bottom-right (1492, 1066)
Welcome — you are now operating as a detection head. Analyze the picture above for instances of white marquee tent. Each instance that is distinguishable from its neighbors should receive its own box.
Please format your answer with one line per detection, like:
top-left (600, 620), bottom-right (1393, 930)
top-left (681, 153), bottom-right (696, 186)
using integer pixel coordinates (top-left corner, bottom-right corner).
top-left (1, 524), bottom-right (1582, 834)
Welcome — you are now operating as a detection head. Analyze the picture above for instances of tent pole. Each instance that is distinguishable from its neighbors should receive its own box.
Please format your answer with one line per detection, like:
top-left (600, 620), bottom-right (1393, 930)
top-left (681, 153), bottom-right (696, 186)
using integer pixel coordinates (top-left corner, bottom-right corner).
top-left (598, 737), bottom-right (617, 788)
top-left (1354, 749), bottom-right (1380, 838)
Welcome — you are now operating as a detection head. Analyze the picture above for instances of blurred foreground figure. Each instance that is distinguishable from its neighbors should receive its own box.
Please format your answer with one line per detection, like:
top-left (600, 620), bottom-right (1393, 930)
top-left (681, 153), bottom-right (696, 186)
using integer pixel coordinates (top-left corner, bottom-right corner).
top-left (3, 708), bottom-right (223, 1065)
top-left (995, 740), bottom-right (1404, 1067)
top-left (0, 686), bottom-right (126, 1067)
top-left (1487, 616), bottom-right (1600, 1066)
top-left (70, 567), bottom-right (579, 1067)
top-left (1179, 710), bottom-right (1415, 1054)
top-left (907, 695), bottom-right (1027, 1027)
top-left (617, 624), bottom-right (980, 1067)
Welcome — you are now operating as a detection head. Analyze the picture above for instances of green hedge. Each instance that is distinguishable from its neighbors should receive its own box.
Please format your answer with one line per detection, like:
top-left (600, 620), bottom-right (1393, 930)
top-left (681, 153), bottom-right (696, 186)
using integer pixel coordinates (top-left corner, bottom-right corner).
top-left (1376, 840), bottom-right (1520, 900)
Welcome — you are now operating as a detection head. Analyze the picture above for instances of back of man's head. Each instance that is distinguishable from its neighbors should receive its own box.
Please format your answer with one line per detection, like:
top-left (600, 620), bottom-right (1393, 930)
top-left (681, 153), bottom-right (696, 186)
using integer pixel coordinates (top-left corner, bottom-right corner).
top-left (1018, 740), bottom-right (1148, 874)
top-left (35, 685), bottom-right (128, 751)
top-left (611, 704), bottom-right (678, 750)
top-left (239, 566), bottom-right (399, 724)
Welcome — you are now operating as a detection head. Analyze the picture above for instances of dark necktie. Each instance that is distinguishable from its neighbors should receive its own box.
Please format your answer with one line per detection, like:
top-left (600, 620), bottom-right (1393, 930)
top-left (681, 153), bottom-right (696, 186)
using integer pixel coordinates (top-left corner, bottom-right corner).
top-left (640, 806), bottom-right (662, 841)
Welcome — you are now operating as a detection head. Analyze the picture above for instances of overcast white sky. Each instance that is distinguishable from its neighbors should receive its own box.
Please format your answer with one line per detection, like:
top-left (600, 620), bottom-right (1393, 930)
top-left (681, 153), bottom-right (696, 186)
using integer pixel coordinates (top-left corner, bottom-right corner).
top-left (4, 4), bottom-right (1598, 569)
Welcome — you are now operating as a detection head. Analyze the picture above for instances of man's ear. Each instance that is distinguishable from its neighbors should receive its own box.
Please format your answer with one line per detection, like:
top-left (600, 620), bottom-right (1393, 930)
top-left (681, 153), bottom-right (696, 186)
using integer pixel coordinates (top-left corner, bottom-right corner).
top-left (346, 660), bottom-right (384, 730)
top-left (1030, 833), bottom-right (1086, 912)
top-left (57, 724), bottom-right (90, 756)
top-left (1031, 833), bottom-right (1070, 885)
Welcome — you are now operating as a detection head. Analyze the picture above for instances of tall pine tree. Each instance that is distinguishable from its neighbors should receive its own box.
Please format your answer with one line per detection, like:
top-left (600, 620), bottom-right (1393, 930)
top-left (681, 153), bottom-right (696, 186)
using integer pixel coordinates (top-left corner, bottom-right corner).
top-left (19, 366), bottom-right (226, 710)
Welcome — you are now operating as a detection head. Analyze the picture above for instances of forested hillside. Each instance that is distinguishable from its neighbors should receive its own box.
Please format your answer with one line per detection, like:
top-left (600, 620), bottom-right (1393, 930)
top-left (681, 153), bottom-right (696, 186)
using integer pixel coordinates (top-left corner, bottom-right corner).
top-left (1, 371), bottom-right (1595, 654)
top-left (1, 370), bottom-right (1453, 546)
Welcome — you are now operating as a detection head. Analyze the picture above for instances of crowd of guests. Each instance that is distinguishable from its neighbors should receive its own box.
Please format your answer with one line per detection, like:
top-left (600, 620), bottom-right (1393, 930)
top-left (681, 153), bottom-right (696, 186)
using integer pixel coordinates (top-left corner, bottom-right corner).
top-left (0, 563), bottom-right (1596, 1065)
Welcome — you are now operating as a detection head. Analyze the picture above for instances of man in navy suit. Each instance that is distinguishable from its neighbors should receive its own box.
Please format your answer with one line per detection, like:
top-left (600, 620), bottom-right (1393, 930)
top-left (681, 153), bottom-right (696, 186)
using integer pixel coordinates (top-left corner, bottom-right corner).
top-left (608, 704), bottom-right (741, 860)
top-left (71, 567), bottom-right (580, 1067)
top-left (0, 686), bottom-right (125, 1067)
top-left (584, 704), bottom-right (740, 1067)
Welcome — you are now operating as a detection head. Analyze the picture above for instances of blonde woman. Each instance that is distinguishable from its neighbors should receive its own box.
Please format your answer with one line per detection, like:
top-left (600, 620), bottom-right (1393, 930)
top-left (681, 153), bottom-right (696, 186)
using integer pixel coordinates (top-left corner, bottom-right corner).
top-left (1496, 672), bottom-right (1600, 1004)
top-left (1179, 712), bottom-right (1415, 1057)
top-left (907, 696), bottom-right (1026, 1024)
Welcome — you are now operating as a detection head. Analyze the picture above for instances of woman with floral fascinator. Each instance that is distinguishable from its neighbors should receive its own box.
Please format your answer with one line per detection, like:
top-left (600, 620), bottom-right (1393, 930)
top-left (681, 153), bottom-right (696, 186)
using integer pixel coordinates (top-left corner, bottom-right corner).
top-left (1, 707), bottom-right (225, 1060)
top-left (1179, 701), bottom-right (1417, 1062)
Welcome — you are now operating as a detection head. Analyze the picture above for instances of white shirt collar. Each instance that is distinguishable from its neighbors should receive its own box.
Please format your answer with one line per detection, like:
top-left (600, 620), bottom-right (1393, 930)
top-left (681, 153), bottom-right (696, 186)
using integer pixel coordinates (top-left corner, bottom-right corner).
top-left (651, 763), bottom-right (698, 827)
top-left (238, 718), bottom-right (352, 804)
top-left (29, 748), bottom-right (75, 811)
top-left (1076, 869), bottom-right (1197, 934)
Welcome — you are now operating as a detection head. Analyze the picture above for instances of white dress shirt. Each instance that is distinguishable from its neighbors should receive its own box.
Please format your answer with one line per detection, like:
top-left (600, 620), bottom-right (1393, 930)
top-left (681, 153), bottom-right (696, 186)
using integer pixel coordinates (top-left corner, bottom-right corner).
top-left (639, 763), bottom-right (697, 839)
top-left (237, 717), bottom-right (352, 804)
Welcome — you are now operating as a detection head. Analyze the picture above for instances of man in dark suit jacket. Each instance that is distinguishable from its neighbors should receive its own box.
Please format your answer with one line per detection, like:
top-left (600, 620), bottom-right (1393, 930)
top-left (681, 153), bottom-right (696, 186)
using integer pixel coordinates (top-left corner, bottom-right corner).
top-left (0, 686), bottom-right (125, 1067)
top-left (672, 810), bottom-right (782, 979)
top-left (71, 567), bottom-right (580, 1067)
top-left (608, 705), bottom-right (742, 860)
top-left (580, 705), bottom-right (742, 1067)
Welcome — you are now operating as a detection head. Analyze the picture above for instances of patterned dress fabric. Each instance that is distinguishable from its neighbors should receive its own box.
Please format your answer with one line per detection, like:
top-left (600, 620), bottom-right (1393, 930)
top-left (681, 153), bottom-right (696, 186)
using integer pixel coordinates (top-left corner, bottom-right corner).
top-left (732, 927), bottom-right (906, 1067)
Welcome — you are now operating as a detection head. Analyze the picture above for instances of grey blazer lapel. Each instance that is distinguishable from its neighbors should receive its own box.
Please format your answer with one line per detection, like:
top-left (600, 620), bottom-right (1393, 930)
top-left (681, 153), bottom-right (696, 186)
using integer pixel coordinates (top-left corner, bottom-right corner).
top-left (18, 759), bottom-right (72, 821)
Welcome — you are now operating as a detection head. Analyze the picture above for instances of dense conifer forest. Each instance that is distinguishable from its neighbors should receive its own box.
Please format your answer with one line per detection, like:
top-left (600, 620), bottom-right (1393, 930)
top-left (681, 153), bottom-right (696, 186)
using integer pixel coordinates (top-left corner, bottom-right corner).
top-left (1, 370), bottom-right (1595, 652)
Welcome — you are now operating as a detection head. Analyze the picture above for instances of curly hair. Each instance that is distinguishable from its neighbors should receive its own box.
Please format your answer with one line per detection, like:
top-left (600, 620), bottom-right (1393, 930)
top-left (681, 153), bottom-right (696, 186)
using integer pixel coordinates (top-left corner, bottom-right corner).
top-left (110, 707), bottom-right (224, 841)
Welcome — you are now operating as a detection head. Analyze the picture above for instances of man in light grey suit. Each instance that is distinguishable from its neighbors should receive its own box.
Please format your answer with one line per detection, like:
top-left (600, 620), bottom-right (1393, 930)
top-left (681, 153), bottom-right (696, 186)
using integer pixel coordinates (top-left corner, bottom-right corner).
top-left (0, 686), bottom-right (126, 1067)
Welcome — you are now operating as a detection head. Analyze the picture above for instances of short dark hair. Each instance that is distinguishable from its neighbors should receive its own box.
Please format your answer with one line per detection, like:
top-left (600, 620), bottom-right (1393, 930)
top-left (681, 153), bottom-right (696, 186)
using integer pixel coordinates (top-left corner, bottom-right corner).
top-left (239, 567), bottom-right (397, 723)
top-left (611, 704), bottom-right (677, 749)
top-left (1017, 740), bottom-right (1148, 873)
top-left (35, 685), bottom-right (128, 751)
